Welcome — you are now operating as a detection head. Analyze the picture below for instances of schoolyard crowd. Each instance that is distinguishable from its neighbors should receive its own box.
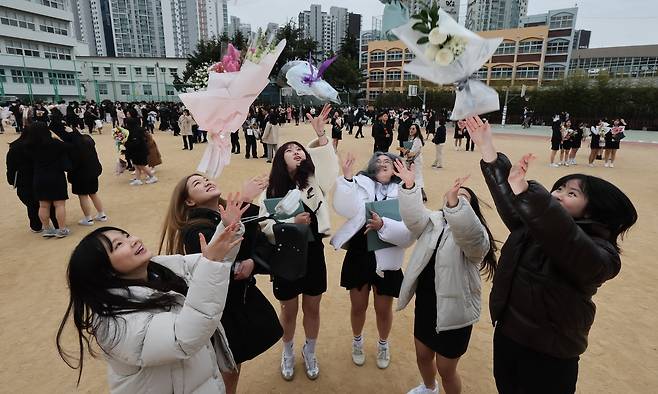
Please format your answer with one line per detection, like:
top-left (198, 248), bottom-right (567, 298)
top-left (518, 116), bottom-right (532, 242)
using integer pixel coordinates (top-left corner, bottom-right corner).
top-left (3, 99), bottom-right (637, 394)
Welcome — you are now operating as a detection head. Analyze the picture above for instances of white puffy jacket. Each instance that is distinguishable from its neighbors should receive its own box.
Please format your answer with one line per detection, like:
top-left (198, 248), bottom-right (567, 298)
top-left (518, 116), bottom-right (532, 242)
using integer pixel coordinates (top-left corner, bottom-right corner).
top-left (331, 174), bottom-right (415, 273)
top-left (397, 185), bottom-right (490, 332)
top-left (97, 223), bottom-right (243, 393)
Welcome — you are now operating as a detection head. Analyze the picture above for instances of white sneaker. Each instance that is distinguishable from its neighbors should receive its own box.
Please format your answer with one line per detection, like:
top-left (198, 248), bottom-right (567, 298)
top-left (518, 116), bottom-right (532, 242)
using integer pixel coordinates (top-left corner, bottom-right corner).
top-left (94, 214), bottom-right (108, 222)
top-left (352, 340), bottom-right (366, 366)
top-left (145, 176), bottom-right (158, 184)
top-left (129, 179), bottom-right (143, 186)
top-left (588, 163), bottom-right (595, 167)
top-left (280, 352), bottom-right (295, 381)
top-left (78, 218), bottom-right (94, 226)
top-left (376, 342), bottom-right (390, 369)
top-left (302, 345), bottom-right (319, 380)
top-left (609, 162), bottom-right (615, 168)
top-left (571, 160), bottom-right (577, 165)
top-left (407, 381), bottom-right (439, 394)
top-left (549, 163), bottom-right (559, 168)
top-left (604, 161), bottom-right (610, 168)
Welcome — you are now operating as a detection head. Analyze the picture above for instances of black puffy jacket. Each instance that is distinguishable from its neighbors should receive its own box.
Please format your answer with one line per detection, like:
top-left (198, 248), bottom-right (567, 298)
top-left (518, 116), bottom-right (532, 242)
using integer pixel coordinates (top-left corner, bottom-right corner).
top-left (481, 153), bottom-right (621, 359)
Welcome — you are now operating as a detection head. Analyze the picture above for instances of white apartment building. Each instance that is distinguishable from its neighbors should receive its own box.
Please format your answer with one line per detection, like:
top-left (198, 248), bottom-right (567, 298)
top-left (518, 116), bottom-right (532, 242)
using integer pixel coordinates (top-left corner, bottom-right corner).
top-left (466, 0), bottom-right (528, 31)
top-left (0, 0), bottom-right (83, 101)
top-left (299, 4), bottom-right (360, 58)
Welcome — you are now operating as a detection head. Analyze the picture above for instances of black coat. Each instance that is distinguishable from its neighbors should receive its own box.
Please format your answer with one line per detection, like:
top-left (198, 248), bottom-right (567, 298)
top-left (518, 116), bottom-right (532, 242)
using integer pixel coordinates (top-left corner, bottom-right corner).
top-left (397, 117), bottom-right (412, 142)
top-left (182, 205), bottom-right (282, 363)
top-left (6, 140), bottom-right (33, 190)
top-left (481, 153), bottom-right (620, 359)
top-left (67, 132), bottom-right (102, 184)
top-left (432, 125), bottom-right (446, 144)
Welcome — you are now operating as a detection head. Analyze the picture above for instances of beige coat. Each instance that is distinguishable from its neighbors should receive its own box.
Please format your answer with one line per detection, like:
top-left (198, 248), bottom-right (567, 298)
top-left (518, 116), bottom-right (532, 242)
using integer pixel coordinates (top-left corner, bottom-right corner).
top-left (178, 114), bottom-right (196, 136)
top-left (261, 122), bottom-right (279, 145)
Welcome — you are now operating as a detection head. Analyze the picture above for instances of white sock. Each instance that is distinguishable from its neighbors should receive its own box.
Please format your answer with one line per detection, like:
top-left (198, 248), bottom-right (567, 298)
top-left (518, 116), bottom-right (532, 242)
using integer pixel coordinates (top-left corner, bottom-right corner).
top-left (283, 340), bottom-right (294, 357)
top-left (378, 338), bottom-right (388, 348)
top-left (85, 216), bottom-right (92, 221)
top-left (97, 211), bottom-right (106, 217)
top-left (353, 334), bottom-right (363, 346)
top-left (304, 338), bottom-right (317, 355)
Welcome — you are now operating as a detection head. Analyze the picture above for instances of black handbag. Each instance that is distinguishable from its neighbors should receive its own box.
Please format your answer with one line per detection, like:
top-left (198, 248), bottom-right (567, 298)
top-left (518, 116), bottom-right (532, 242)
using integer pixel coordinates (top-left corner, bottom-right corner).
top-left (251, 221), bottom-right (313, 282)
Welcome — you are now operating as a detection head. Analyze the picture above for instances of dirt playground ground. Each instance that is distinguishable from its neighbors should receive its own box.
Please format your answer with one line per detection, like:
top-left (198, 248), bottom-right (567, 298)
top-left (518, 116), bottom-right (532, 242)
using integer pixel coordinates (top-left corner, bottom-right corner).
top-left (1, 122), bottom-right (657, 393)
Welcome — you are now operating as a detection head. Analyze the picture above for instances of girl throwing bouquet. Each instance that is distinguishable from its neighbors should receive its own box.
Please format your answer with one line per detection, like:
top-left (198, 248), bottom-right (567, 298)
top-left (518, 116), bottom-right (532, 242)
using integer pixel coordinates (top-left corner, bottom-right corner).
top-left (56, 198), bottom-right (247, 393)
top-left (394, 161), bottom-right (496, 394)
top-left (159, 175), bottom-right (282, 394)
top-left (331, 151), bottom-right (414, 370)
top-left (465, 115), bottom-right (637, 394)
top-left (258, 104), bottom-right (339, 381)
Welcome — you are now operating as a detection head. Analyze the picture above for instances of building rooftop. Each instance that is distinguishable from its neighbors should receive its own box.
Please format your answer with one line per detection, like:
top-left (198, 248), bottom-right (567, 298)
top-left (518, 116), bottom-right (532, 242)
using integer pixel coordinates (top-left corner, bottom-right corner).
top-left (573, 45), bottom-right (658, 58)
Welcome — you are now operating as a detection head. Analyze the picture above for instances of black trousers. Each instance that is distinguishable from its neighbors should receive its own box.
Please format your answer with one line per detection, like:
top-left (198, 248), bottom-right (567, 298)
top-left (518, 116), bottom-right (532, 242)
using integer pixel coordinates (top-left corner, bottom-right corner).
top-left (17, 188), bottom-right (58, 231)
top-left (494, 330), bottom-right (579, 394)
top-left (183, 135), bottom-right (194, 150)
top-left (245, 135), bottom-right (257, 158)
top-left (355, 123), bottom-right (364, 138)
top-left (231, 132), bottom-right (240, 153)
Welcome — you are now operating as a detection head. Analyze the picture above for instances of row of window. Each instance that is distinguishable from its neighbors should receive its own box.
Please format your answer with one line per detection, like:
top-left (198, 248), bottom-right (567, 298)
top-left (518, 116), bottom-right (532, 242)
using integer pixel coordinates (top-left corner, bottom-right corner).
top-left (4, 40), bottom-right (72, 59)
top-left (494, 38), bottom-right (571, 55)
top-left (369, 69), bottom-right (419, 82)
top-left (571, 57), bottom-right (658, 69)
top-left (91, 66), bottom-right (178, 76)
top-left (549, 13), bottom-right (574, 29)
top-left (475, 64), bottom-right (567, 80)
top-left (98, 83), bottom-right (176, 97)
top-left (369, 49), bottom-right (415, 62)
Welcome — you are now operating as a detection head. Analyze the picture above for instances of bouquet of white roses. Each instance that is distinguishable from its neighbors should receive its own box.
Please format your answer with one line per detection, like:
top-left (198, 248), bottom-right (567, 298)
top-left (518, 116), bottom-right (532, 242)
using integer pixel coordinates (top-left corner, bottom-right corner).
top-left (392, 2), bottom-right (502, 120)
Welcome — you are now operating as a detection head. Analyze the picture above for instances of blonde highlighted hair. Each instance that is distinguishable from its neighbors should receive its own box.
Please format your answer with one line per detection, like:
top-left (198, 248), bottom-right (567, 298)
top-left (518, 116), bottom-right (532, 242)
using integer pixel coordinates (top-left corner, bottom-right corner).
top-left (158, 173), bottom-right (225, 255)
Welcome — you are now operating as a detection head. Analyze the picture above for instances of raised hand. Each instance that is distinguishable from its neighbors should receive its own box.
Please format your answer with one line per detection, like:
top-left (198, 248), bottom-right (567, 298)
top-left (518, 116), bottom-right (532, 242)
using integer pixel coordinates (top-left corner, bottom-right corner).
top-left (508, 153), bottom-right (535, 195)
top-left (444, 175), bottom-right (471, 208)
top-left (294, 212), bottom-right (312, 225)
top-left (393, 159), bottom-right (415, 189)
top-left (219, 192), bottom-right (249, 226)
top-left (341, 152), bottom-right (357, 180)
top-left (464, 116), bottom-right (497, 162)
top-left (364, 210), bottom-right (384, 234)
top-left (240, 174), bottom-right (268, 203)
top-left (199, 221), bottom-right (243, 262)
top-left (306, 103), bottom-right (332, 145)
top-left (233, 258), bottom-right (255, 280)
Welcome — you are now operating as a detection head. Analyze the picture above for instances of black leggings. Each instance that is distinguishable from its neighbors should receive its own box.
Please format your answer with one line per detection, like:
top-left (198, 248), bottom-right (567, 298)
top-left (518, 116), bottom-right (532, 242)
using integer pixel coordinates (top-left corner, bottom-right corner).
top-left (183, 135), bottom-right (194, 150)
top-left (494, 330), bottom-right (579, 394)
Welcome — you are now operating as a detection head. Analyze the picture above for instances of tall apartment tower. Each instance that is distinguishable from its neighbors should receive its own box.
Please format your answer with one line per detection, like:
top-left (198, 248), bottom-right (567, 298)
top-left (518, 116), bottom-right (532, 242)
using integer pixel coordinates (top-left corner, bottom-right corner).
top-left (330, 6), bottom-right (347, 51)
top-left (466, 0), bottom-right (528, 31)
top-left (205, 0), bottom-right (229, 39)
top-left (299, 5), bottom-right (361, 57)
top-left (400, 0), bottom-right (461, 22)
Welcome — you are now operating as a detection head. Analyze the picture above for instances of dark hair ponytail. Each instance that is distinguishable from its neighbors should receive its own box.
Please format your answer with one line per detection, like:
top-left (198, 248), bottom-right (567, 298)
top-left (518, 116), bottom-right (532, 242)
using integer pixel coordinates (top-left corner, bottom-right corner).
top-left (57, 227), bottom-right (187, 385)
top-left (461, 187), bottom-right (498, 280)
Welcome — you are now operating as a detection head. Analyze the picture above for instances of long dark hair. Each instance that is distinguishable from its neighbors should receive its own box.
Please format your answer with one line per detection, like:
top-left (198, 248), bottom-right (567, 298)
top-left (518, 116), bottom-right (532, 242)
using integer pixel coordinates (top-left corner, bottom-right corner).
top-left (409, 123), bottom-right (425, 146)
top-left (266, 141), bottom-right (315, 198)
top-left (56, 226), bottom-right (187, 385)
top-left (25, 121), bottom-right (52, 146)
top-left (551, 174), bottom-right (637, 252)
top-left (461, 187), bottom-right (498, 280)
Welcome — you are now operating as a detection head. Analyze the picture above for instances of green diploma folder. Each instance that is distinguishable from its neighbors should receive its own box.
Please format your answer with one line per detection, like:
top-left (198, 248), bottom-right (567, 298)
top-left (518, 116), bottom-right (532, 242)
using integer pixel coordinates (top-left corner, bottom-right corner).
top-left (365, 199), bottom-right (401, 251)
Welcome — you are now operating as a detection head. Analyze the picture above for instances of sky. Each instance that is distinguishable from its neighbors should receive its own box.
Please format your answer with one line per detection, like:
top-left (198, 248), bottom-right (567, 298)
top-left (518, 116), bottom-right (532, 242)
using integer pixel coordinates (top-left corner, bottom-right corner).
top-left (226, 0), bottom-right (658, 48)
